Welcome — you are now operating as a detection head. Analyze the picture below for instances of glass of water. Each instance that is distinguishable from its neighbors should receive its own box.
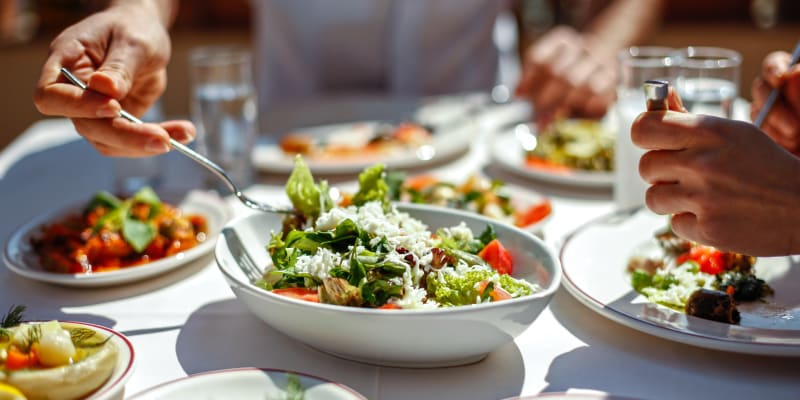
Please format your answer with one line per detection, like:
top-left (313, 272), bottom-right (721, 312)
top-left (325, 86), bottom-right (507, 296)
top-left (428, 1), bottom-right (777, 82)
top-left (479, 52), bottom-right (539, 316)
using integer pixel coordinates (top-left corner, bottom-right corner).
top-left (614, 46), bottom-right (675, 210)
top-left (189, 46), bottom-right (258, 193)
top-left (671, 46), bottom-right (741, 118)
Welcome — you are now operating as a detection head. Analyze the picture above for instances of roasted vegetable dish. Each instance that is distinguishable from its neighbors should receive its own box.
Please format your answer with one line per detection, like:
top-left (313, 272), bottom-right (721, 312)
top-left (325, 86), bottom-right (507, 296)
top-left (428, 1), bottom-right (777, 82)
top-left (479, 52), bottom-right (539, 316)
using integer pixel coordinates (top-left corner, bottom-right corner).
top-left (525, 119), bottom-right (614, 172)
top-left (627, 226), bottom-right (773, 324)
top-left (30, 187), bottom-right (208, 274)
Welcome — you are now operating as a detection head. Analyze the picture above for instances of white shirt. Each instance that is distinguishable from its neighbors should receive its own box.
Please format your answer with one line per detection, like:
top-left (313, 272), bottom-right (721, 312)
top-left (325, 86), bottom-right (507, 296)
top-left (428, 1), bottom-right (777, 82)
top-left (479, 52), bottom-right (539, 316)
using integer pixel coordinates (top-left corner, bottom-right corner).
top-left (251, 0), bottom-right (508, 118)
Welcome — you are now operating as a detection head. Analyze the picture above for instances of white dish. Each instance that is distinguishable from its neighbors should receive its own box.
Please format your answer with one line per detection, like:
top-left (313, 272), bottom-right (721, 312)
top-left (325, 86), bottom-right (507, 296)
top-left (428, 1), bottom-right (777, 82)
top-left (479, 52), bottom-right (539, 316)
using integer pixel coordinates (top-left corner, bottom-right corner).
top-left (215, 203), bottom-right (561, 368)
top-left (560, 207), bottom-right (800, 356)
top-left (252, 119), bottom-right (473, 175)
top-left (490, 124), bottom-right (614, 188)
top-left (85, 321), bottom-right (136, 400)
top-left (3, 190), bottom-right (230, 287)
top-left (1, 321), bottom-right (135, 400)
top-left (127, 368), bottom-right (366, 400)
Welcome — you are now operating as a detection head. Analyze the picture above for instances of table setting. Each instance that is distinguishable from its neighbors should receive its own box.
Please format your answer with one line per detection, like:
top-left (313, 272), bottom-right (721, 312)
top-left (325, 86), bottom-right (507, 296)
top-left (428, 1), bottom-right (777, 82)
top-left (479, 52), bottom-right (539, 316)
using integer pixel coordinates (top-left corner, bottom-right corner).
top-left (2, 44), bottom-right (800, 400)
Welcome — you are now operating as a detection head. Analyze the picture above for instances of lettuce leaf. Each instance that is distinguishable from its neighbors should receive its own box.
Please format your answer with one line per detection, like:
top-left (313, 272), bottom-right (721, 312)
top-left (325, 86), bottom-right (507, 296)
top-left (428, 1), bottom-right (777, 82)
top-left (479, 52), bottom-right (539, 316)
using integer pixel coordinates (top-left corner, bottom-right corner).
top-left (285, 156), bottom-right (333, 220)
top-left (351, 163), bottom-right (389, 209)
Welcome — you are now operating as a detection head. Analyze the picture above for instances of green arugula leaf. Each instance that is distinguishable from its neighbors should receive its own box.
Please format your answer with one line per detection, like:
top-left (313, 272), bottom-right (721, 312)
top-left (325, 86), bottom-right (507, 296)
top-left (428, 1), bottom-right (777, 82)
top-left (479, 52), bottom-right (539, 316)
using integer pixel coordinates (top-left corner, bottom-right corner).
top-left (385, 170), bottom-right (407, 201)
top-left (122, 218), bottom-right (157, 253)
top-left (478, 225), bottom-right (496, 247)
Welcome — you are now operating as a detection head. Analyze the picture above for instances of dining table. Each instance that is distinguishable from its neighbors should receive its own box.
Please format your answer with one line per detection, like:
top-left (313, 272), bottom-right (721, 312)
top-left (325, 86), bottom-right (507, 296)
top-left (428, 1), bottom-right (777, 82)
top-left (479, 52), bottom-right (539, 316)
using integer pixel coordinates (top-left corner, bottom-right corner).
top-left (1, 97), bottom-right (799, 400)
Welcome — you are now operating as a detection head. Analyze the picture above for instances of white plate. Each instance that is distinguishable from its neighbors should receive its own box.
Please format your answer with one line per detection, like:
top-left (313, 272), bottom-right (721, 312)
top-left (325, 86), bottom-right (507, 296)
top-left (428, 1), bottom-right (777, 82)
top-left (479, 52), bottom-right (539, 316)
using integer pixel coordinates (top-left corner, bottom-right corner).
top-left (127, 368), bottom-right (366, 400)
top-left (252, 119), bottom-right (473, 175)
top-left (560, 207), bottom-right (800, 356)
top-left (3, 190), bottom-right (230, 287)
top-left (490, 124), bottom-right (614, 188)
top-left (2, 321), bottom-right (135, 400)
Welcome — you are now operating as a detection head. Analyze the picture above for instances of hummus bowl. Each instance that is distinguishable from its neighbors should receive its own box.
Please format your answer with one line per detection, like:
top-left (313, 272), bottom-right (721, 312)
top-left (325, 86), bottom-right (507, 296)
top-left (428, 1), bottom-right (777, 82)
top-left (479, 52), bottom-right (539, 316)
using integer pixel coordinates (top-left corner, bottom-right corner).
top-left (215, 203), bottom-right (561, 368)
top-left (0, 321), bottom-right (134, 400)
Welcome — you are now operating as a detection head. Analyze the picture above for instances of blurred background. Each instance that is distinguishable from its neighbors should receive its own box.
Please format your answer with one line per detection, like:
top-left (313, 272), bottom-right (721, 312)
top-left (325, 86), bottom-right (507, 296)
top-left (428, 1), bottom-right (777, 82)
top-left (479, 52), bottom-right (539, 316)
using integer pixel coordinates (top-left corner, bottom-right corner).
top-left (1, 0), bottom-right (799, 151)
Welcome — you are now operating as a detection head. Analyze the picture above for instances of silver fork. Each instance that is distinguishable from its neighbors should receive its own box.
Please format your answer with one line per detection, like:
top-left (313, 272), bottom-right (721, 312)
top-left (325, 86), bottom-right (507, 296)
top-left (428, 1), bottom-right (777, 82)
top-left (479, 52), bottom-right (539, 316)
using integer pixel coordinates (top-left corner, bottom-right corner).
top-left (60, 68), bottom-right (295, 215)
top-left (222, 227), bottom-right (263, 282)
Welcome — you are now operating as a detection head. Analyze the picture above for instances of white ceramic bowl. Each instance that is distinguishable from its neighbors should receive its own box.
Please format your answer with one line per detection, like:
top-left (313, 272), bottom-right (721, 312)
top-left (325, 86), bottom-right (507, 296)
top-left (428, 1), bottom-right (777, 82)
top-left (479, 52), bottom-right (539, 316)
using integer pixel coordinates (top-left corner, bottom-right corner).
top-left (215, 203), bottom-right (560, 368)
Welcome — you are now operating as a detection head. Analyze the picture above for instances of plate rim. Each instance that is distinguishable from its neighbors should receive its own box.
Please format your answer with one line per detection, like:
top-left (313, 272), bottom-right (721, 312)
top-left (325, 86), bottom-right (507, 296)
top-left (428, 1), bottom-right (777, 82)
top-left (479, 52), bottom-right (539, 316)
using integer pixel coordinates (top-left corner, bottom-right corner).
top-left (559, 207), bottom-right (800, 356)
top-left (490, 125), bottom-right (614, 188)
top-left (2, 190), bottom-right (230, 287)
top-left (126, 367), bottom-right (367, 399)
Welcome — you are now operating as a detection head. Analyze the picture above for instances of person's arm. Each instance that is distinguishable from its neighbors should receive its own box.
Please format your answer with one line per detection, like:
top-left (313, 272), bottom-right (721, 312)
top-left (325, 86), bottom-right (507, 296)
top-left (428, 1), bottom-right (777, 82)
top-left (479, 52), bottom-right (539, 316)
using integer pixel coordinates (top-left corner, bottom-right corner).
top-left (33, 0), bottom-right (193, 158)
top-left (750, 51), bottom-right (800, 156)
top-left (632, 89), bottom-right (800, 256)
top-left (516, 0), bottom-right (664, 125)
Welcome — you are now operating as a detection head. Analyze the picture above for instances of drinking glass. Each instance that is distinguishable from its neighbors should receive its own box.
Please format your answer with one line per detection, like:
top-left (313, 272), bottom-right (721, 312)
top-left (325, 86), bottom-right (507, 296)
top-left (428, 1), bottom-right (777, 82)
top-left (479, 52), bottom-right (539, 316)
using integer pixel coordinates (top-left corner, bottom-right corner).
top-left (189, 46), bottom-right (258, 193)
top-left (614, 46), bottom-right (675, 210)
top-left (671, 46), bottom-right (741, 118)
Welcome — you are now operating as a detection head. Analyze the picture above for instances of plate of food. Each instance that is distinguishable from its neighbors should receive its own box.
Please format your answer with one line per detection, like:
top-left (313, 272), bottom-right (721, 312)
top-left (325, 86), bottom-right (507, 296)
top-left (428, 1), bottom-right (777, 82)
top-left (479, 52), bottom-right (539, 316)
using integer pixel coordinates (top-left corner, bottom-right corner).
top-left (379, 173), bottom-right (552, 235)
top-left (3, 188), bottom-right (230, 287)
top-left (252, 119), bottom-right (473, 174)
top-left (560, 207), bottom-right (800, 356)
top-left (0, 306), bottom-right (135, 400)
top-left (491, 119), bottom-right (615, 188)
top-left (127, 367), bottom-right (366, 400)
top-left (215, 158), bottom-right (560, 367)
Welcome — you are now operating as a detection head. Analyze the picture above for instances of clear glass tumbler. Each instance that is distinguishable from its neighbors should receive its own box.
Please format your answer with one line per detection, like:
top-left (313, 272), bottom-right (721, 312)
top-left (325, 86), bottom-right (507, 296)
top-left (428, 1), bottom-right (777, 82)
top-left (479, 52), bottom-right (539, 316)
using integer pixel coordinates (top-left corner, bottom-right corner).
top-left (671, 46), bottom-right (741, 118)
top-left (189, 46), bottom-right (258, 193)
top-left (614, 46), bottom-right (675, 210)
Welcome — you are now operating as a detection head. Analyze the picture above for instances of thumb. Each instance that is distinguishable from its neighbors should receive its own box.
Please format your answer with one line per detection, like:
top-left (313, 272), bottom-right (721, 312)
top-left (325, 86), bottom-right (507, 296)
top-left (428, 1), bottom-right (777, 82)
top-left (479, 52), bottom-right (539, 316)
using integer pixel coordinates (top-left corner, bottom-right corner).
top-left (86, 43), bottom-right (143, 100)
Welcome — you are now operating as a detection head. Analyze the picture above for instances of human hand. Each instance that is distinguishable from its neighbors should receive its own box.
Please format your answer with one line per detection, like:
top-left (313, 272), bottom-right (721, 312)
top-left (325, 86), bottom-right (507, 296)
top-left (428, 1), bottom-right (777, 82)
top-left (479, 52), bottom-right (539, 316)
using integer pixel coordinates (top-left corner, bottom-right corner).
top-left (33, 2), bottom-right (194, 157)
top-left (750, 50), bottom-right (800, 156)
top-left (633, 90), bottom-right (800, 256)
top-left (516, 26), bottom-right (617, 127)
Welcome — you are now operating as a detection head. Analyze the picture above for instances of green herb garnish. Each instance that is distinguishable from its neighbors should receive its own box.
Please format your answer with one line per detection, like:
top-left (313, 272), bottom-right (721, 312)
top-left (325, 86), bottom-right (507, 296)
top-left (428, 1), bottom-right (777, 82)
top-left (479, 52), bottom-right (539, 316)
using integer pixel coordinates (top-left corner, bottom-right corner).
top-left (0, 304), bottom-right (26, 342)
top-left (285, 373), bottom-right (305, 400)
top-left (0, 305), bottom-right (25, 328)
top-left (90, 187), bottom-right (163, 252)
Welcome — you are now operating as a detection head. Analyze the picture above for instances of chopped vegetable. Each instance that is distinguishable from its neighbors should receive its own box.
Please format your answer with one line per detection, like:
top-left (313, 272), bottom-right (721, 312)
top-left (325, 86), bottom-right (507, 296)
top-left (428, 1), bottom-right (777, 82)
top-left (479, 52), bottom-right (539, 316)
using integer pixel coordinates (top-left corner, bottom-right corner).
top-left (478, 239), bottom-right (513, 275)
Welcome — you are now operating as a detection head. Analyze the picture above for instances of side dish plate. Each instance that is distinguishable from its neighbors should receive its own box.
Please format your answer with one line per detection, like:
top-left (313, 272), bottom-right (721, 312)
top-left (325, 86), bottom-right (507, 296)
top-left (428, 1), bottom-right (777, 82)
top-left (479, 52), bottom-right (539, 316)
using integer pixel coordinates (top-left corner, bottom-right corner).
top-left (560, 207), bottom-right (800, 356)
top-left (3, 190), bottom-right (230, 287)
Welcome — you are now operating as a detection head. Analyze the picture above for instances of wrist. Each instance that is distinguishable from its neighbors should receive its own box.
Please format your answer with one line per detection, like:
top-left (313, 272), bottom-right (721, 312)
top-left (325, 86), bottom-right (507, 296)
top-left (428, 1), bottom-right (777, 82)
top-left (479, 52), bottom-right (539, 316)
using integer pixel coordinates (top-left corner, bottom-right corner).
top-left (110, 0), bottom-right (175, 27)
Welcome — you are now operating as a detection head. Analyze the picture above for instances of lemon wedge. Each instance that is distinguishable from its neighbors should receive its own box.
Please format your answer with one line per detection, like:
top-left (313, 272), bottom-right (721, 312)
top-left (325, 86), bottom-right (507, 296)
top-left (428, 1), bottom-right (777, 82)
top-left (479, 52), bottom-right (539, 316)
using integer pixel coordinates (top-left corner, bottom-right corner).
top-left (0, 383), bottom-right (26, 400)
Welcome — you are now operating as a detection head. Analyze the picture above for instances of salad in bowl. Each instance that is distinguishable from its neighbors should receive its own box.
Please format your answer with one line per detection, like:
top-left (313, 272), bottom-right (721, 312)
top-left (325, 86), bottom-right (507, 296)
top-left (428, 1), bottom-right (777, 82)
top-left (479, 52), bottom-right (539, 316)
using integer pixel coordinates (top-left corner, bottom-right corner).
top-left (215, 157), bottom-right (560, 367)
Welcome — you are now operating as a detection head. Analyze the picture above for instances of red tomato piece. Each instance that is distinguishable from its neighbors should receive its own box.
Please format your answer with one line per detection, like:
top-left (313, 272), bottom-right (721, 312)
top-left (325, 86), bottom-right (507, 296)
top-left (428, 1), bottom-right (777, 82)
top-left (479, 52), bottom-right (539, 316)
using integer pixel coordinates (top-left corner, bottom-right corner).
top-left (271, 288), bottom-right (320, 303)
top-left (514, 200), bottom-right (552, 227)
top-left (478, 239), bottom-right (513, 275)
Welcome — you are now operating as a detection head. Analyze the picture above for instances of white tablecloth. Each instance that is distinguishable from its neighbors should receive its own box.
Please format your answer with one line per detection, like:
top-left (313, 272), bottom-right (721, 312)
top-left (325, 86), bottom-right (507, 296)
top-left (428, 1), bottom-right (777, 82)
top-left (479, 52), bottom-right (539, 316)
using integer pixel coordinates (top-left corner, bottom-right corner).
top-left (1, 111), bottom-right (798, 400)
